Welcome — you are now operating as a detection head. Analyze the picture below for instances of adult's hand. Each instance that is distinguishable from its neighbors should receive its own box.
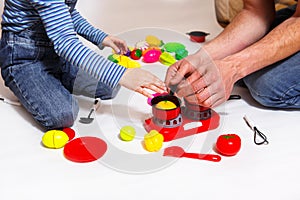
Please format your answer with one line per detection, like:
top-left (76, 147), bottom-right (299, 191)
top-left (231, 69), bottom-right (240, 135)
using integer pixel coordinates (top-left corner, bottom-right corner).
top-left (165, 49), bottom-right (237, 107)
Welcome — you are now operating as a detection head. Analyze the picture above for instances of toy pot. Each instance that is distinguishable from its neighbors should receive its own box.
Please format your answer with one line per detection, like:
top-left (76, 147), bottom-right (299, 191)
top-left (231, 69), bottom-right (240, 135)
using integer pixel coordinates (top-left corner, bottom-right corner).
top-left (186, 31), bottom-right (209, 43)
top-left (184, 99), bottom-right (210, 112)
top-left (152, 106), bottom-right (181, 121)
top-left (151, 95), bottom-right (181, 121)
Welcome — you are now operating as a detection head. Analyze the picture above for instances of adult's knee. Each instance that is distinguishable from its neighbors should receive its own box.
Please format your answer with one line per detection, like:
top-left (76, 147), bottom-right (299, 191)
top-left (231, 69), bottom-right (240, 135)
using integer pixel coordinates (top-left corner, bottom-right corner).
top-left (243, 73), bottom-right (300, 109)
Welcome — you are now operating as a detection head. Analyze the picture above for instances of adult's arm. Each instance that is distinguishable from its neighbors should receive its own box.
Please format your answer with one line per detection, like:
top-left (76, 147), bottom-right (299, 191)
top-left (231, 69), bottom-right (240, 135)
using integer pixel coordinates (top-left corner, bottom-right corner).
top-left (203, 0), bottom-right (276, 60)
top-left (222, 2), bottom-right (300, 81)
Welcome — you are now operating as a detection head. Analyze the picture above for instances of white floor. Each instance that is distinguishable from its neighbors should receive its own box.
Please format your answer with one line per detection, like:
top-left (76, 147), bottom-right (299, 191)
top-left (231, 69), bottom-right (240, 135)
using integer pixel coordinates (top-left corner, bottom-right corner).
top-left (1, 1), bottom-right (300, 200)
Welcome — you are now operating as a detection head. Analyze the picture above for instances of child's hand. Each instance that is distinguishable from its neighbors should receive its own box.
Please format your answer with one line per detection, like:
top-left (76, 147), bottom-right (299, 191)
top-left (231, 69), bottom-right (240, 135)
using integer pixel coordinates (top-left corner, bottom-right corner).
top-left (102, 35), bottom-right (128, 54)
top-left (119, 68), bottom-right (166, 98)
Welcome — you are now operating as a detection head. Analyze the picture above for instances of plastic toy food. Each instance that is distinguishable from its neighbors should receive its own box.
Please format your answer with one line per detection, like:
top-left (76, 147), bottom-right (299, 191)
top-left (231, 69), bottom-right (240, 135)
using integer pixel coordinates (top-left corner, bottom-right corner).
top-left (108, 54), bottom-right (119, 63)
top-left (124, 49), bottom-right (131, 57)
top-left (155, 100), bottom-right (177, 110)
top-left (175, 49), bottom-right (188, 60)
top-left (142, 49), bottom-right (162, 63)
top-left (147, 92), bottom-right (168, 106)
top-left (144, 130), bottom-right (164, 152)
top-left (145, 35), bottom-right (163, 47)
top-left (164, 42), bottom-right (186, 53)
top-left (130, 49), bottom-right (143, 60)
top-left (62, 127), bottom-right (75, 140)
top-left (159, 52), bottom-right (177, 66)
top-left (42, 130), bottom-right (69, 149)
top-left (120, 126), bottom-right (136, 141)
top-left (215, 134), bottom-right (241, 156)
top-left (135, 41), bottom-right (149, 51)
top-left (111, 55), bottom-right (141, 68)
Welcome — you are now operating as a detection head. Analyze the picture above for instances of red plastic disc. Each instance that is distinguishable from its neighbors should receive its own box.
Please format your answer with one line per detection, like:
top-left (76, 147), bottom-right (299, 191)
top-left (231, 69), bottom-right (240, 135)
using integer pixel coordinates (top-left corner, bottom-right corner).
top-left (62, 127), bottom-right (76, 140)
top-left (64, 136), bottom-right (107, 163)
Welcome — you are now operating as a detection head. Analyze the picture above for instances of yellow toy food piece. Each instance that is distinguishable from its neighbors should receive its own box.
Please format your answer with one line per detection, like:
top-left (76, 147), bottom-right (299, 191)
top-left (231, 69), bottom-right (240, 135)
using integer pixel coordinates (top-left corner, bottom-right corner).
top-left (120, 126), bottom-right (136, 141)
top-left (159, 52), bottom-right (177, 66)
top-left (42, 130), bottom-right (69, 149)
top-left (146, 35), bottom-right (162, 47)
top-left (144, 130), bottom-right (164, 152)
top-left (114, 55), bottom-right (141, 68)
top-left (156, 100), bottom-right (177, 110)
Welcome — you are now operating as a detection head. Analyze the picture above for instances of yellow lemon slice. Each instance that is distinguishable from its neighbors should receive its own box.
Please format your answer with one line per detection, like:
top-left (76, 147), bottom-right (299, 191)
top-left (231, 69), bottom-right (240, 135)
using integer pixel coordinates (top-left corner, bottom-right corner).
top-left (156, 100), bottom-right (177, 110)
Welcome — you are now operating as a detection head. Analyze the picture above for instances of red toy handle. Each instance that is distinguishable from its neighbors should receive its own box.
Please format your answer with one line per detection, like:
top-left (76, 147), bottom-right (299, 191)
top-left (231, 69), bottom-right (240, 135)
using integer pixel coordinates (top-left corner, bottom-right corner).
top-left (183, 153), bottom-right (221, 162)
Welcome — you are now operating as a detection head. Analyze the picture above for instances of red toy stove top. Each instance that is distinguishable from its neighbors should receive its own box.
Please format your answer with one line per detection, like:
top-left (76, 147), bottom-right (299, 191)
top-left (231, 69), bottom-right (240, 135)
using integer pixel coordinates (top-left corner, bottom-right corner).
top-left (145, 94), bottom-right (220, 142)
top-left (144, 107), bottom-right (220, 142)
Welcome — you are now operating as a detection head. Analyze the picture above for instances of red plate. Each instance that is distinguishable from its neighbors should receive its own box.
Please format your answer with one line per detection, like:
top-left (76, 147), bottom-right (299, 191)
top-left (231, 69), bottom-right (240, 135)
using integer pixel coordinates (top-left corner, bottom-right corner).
top-left (64, 136), bottom-right (107, 163)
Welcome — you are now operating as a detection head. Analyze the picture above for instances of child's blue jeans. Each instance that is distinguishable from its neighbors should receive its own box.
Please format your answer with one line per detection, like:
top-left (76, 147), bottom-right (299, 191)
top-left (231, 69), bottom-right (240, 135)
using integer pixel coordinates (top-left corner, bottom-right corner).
top-left (0, 23), bottom-right (119, 130)
top-left (243, 4), bottom-right (300, 109)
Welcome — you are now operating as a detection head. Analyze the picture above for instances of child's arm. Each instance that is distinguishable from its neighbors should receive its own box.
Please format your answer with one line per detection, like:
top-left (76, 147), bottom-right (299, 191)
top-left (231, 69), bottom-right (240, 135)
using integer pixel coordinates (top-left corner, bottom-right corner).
top-left (30, 0), bottom-right (125, 90)
top-left (70, 9), bottom-right (107, 47)
top-left (29, 0), bottom-right (165, 97)
top-left (70, 9), bottom-right (128, 54)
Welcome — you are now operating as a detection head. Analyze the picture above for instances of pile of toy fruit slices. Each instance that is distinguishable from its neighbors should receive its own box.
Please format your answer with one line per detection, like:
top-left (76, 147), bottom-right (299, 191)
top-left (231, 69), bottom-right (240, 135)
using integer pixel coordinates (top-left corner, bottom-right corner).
top-left (107, 35), bottom-right (189, 68)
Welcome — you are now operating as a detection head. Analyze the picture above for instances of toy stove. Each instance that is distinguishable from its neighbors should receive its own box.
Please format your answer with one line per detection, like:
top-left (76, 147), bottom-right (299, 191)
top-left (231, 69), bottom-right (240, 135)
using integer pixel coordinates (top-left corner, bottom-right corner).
top-left (144, 95), bottom-right (220, 142)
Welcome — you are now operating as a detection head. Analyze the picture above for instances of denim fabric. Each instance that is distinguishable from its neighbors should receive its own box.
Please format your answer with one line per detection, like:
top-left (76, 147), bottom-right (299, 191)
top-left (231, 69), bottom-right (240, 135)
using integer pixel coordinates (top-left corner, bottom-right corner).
top-left (0, 22), bottom-right (120, 129)
top-left (243, 4), bottom-right (300, 109)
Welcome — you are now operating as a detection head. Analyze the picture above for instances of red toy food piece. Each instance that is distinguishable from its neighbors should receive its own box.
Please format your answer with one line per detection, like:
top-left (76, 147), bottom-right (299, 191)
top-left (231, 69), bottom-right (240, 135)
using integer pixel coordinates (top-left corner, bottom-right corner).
top-left (64, 136), bottom-right (107, 163)
top-left (130, 49), bottom-right (142, 60)
top-left (215, 134), bottom-right (241, 156)
top-left (62, 127), bottom-right (76, 140)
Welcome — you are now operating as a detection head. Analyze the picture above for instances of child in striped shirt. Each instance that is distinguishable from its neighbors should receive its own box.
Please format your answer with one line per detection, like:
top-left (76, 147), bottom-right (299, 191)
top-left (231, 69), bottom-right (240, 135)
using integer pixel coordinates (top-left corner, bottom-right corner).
top-left (0, 0), bottom-right (165, 129)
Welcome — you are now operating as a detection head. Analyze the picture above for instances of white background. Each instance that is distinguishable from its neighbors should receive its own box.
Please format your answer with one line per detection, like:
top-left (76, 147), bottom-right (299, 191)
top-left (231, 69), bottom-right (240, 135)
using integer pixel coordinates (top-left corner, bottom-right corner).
top-left (1, 1), bottom-right (300, 200)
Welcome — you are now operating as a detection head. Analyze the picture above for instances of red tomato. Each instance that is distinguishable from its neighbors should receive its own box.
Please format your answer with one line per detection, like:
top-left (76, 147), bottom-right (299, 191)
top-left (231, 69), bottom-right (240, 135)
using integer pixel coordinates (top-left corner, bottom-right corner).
top-left (130, 49), bottom-right (142, 60)
top-left (215, 134), bottom-right (241, 156)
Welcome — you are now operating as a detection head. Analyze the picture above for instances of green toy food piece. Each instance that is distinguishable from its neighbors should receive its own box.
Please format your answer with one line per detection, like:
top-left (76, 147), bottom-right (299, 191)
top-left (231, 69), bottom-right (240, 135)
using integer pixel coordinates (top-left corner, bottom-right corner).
top-left (120, 126), bottom-right (136, 141)
top-left (164, 42), bottom-right (186, 53)
top-left (108, 54), bottom-right (119, 63)
top-left (159, 52), bottom-right (177, 66)
top-left (175, 49), bottom-right (188, 60)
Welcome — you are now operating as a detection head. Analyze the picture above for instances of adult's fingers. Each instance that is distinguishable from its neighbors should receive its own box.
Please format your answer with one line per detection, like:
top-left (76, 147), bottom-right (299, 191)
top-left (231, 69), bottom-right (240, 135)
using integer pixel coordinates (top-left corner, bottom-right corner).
top-left (176, 70), bottom-right (207, 97)
top-left (165, 59), bottom-right (196, 87)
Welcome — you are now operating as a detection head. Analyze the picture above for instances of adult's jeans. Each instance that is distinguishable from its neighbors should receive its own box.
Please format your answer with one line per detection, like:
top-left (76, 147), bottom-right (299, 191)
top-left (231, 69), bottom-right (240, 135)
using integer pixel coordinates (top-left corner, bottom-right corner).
top-left (243, 4), bottom-right (300, 109)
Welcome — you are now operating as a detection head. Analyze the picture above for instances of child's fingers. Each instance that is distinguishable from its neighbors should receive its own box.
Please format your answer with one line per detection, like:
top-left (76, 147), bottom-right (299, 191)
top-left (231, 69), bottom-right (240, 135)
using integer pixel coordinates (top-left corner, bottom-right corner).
top-left (135, 87), bottom-right (153, 98)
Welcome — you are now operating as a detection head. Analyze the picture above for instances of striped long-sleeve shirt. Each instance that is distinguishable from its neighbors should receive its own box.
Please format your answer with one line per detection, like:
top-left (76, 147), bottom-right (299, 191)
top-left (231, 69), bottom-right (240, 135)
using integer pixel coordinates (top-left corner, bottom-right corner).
top-left (1, 0), bottom-right (126, 89)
